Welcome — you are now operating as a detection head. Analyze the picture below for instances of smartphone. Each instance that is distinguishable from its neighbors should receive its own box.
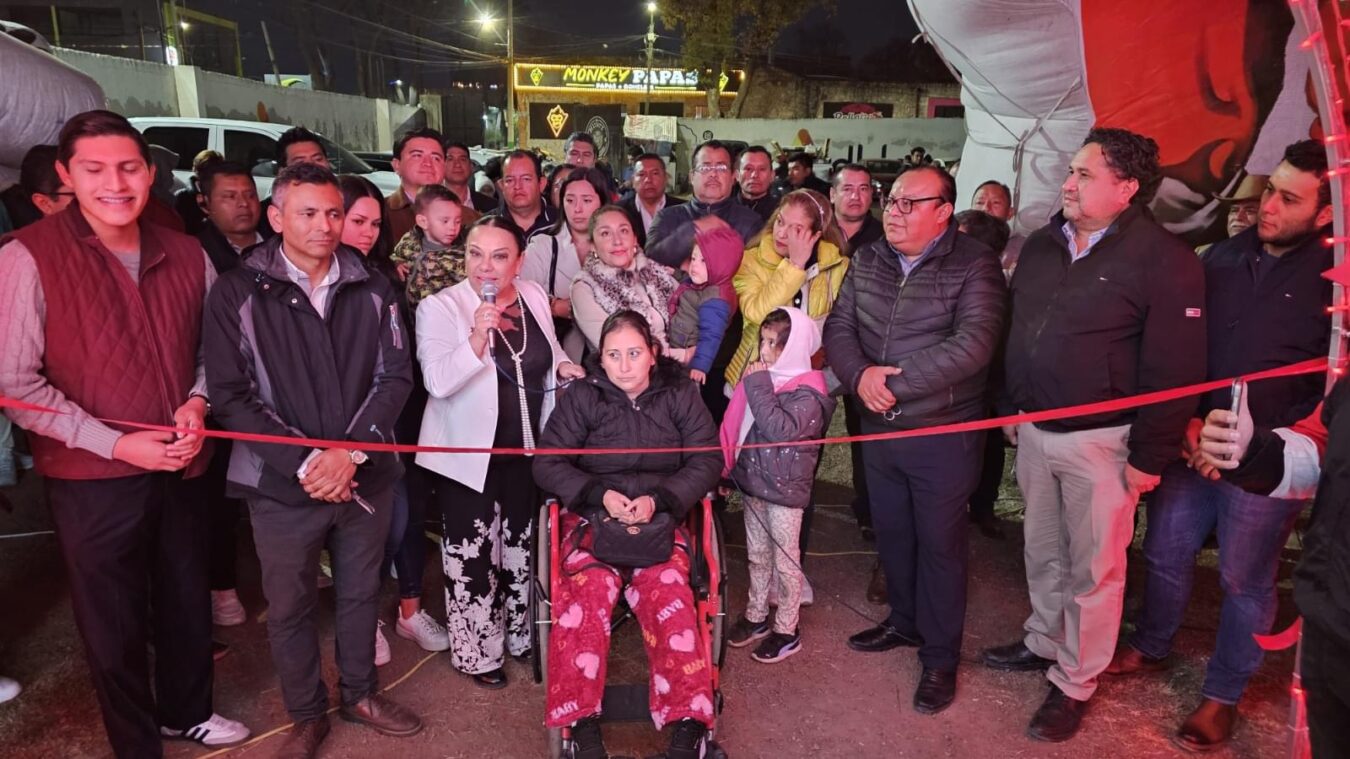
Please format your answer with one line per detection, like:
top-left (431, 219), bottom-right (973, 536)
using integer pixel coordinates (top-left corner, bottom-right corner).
top-left (1223, 379), bottom-right (1245, 461)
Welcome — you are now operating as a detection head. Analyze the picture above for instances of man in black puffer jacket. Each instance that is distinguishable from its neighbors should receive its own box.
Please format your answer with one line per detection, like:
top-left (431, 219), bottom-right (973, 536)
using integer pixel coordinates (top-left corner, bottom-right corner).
top-left (824, 165), bottom-right (1006, 716)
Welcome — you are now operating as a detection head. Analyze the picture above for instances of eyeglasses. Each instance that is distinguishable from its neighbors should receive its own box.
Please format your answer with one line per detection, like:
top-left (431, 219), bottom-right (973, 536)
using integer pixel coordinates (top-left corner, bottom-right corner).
top-left (694, 164), bottom-right (731, 175)
top-left (882, 195), bottom-right (945, 214)
top-left (49, 191), bottom-right (76, 198)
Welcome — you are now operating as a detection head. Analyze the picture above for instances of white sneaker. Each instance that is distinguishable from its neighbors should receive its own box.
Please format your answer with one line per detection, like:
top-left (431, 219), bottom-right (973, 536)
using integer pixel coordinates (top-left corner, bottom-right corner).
top-left (395, 609), bottom-right (450, 652)
top-left (211, 589), bottom-right (247, 626)
top-left (375, 621), bottom-right (391, 666)
top-left (0, 676), bottom-right (21, 704)
top-left (160, 712), bottom-right (250, 746)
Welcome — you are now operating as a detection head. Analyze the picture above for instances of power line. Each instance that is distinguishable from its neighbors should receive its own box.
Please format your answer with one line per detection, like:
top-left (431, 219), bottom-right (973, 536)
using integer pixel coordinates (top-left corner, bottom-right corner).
top-left (293, 0), bottom-right (497, 61)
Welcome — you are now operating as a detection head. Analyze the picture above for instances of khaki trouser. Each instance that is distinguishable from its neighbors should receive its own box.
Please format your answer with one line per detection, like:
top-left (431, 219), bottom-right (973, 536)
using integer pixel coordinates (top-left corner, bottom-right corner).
top-left (1016, 422), bottom-right (1139, 701)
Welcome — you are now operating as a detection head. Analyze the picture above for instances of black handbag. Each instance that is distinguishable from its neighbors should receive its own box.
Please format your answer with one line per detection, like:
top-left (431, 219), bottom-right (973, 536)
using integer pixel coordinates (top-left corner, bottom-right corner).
top-left (588, 511), bottom-right (676, 568)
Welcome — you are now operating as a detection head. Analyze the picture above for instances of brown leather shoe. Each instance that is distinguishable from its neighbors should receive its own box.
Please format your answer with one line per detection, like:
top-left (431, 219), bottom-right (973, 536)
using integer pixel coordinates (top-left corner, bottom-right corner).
top-left (1104, 644), bottom-right (1168, 676)
top-left (1173, 698), bottom-right (1238, 753)
top-left (339, 693), bottom-right (423, 737)
top-left (275, 716), bottom-right (330, 759)
top-left (866, 560), bottom-right (887, 605)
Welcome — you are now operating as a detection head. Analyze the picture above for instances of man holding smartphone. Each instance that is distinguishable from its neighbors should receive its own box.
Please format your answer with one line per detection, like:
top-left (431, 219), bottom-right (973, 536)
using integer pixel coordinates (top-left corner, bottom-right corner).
top-left (1106, 140), bottom-right (1334, 751)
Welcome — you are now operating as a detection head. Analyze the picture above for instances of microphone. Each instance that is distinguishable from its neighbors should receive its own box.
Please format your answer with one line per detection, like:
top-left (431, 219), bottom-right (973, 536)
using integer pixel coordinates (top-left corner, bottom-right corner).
top-left (481, 281), bottom-right (497, 349)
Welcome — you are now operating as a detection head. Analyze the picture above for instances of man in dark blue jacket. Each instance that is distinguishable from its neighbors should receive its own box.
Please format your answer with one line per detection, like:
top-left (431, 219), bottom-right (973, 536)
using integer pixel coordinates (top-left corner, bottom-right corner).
top-left (824, 164), bottom-right (1006, 716)
top-left (1107, 140), bottom-right (1333, 751)
top-left (204, 163), bottom-right (418, 759)
top-left (983, 128), bottom-right (1207, 743)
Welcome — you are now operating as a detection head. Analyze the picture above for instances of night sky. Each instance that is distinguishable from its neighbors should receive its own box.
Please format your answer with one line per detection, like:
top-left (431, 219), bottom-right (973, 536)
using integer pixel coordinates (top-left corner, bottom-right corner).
top-left (191, 0), bottom-right (919, 91)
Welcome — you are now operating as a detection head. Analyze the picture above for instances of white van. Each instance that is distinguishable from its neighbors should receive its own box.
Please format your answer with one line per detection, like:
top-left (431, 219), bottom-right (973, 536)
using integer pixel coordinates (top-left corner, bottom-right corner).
top-left (127, 117), bottom-right (403, 198)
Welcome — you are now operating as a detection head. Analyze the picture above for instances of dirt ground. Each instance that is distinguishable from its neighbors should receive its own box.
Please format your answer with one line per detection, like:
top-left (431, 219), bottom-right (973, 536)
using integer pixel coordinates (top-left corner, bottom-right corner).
top-left (0, 420), bottom-right (1300, 759)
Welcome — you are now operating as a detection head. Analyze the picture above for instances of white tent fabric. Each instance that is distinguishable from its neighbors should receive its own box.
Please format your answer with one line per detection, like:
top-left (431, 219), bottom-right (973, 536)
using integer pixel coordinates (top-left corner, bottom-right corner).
top-left (0, 32), bottom-right (104, 186)
top-left (908, 0), bottom-right (1094, 235)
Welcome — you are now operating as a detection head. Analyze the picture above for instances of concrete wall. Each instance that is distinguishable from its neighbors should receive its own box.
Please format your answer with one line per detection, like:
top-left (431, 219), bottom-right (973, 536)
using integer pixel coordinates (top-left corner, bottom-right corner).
top-left (735, 65), bottom-right (962, 121)
top-left (53, 48), bottom-right (426, 152)
top-left (55, 48), bottom-right (178, 117)
top-left (683, 117), bottom-right (967, 165)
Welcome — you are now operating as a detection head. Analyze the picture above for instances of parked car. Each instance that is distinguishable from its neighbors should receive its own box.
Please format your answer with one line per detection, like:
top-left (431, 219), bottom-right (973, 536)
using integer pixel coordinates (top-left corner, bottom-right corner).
top-left (353, 150), bottom-right (395, 172)
top-left (864, 158), bottom-right (906, 200)
top-left (127, 117), bottom-right (402, 198)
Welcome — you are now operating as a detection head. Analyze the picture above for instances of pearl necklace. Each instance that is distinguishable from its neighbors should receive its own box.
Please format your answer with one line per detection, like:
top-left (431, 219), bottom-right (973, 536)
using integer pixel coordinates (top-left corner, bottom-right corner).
top-left (493, 290), bottom-right (535, 453)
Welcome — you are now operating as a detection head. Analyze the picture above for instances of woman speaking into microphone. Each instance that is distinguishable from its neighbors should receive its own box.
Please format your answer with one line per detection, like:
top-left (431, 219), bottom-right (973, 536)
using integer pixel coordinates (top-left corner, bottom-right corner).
top-left (415, 216), bottom-right (584, 687)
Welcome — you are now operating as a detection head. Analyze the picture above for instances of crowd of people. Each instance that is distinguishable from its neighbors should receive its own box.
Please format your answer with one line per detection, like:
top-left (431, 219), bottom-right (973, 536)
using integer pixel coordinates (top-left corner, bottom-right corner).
top-left (0, 107), bottom-right (1344, 759)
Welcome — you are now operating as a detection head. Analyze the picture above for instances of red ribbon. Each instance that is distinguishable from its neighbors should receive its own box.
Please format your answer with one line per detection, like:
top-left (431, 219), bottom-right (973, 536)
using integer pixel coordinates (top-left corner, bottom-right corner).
top-left (0, 357), bottom-right (1328, 457)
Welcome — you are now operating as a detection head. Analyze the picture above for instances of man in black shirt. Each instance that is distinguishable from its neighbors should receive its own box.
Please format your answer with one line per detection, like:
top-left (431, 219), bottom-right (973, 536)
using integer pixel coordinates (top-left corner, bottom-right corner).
top-left (983, 128), bottom-right (1206, 743)
top-left (832, 163), bottom-right (882, 251)
top-left (733, 145), bottom-right (780, 223)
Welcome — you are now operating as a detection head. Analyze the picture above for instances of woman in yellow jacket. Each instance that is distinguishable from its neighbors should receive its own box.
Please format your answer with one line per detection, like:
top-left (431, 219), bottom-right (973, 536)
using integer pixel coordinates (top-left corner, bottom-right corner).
top-left (726, 189), bottom-right (851, 388)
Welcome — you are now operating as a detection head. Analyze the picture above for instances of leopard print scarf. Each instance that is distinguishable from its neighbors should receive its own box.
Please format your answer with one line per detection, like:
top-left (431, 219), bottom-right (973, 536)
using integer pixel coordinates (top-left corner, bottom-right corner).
top-left (580, 251), bottom-right (679, 315)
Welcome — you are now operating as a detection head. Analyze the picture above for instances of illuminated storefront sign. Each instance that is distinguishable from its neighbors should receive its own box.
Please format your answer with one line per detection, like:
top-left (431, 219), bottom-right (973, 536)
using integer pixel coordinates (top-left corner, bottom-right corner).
top-left (515, 63), bottom-right (741, 95)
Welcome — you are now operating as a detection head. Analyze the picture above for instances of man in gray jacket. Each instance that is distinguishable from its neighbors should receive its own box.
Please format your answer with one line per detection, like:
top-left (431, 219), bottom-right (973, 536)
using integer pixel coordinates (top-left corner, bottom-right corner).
top-left (824, 165), bottom-right (1007, 715)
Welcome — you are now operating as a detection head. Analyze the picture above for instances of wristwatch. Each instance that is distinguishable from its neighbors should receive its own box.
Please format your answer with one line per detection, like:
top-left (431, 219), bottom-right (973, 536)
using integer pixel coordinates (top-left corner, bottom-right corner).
top-left (349, 449), bottom-right (369, 466)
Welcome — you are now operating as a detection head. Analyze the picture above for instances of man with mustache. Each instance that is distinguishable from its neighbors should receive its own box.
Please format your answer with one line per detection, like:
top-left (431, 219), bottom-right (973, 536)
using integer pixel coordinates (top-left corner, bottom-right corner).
top-left (192, 158), bottom-right (261, 631)
top-left (490, 149), bottom-right (556, 240)
top-left (196, 160), bottom-right (262, 274)
top-left (984, 128), bottom-right (1206, 743)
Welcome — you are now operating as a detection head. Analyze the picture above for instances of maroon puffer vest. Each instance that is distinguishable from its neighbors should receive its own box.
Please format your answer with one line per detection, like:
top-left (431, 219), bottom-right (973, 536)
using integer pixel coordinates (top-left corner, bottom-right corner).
top-left (3, 205), bottom-right (208, 479)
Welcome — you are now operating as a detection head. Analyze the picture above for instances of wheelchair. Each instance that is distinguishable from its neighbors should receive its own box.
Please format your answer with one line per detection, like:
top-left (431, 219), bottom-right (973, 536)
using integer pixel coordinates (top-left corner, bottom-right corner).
top-left (531, 496), bottom-right (730, 759)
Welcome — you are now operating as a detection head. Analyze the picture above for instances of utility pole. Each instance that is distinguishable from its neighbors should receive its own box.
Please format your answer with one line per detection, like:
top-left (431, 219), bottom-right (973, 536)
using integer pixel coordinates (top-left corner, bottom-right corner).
top-left (644, 2), bottom-right (656, 115)
top-left (506, 0), bottom-right (516, 146)
top-left (260, 21), bottom-right (282, 86)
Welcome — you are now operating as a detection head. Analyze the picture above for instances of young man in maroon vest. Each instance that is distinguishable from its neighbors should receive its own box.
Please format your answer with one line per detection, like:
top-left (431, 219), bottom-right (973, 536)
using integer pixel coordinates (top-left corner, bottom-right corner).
top-left (0, 110), bottom-right (249, 756)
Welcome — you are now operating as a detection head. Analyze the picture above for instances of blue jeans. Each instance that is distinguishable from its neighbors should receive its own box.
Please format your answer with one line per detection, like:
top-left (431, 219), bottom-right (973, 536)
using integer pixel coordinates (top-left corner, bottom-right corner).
top-left (0, 416), bottom-right (15, 487)
top-left (380, 475), bottom-right (426, 599)
top-left (1129, 462), bottom-right (1304, 704)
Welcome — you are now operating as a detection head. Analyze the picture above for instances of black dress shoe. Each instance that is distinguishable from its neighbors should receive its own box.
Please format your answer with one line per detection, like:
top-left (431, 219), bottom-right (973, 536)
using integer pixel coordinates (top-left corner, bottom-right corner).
top-left (982, 641), bottom-right (1055, 672)
top-left (847, 623), bottom-right (921, 653)
top-left (1027, 685), bottom-right (1089, 742)
top-left (470, 667), bottom-right (508, 689)
top-left (913, 668), bottom-right (957, 715)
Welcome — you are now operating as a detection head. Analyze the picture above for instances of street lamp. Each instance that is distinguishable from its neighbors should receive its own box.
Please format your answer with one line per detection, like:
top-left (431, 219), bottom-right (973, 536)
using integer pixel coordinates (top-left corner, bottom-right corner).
top-left (479, 4), bottom-right (516, 146)
top-left (645, 2), bottom-right (657, 115)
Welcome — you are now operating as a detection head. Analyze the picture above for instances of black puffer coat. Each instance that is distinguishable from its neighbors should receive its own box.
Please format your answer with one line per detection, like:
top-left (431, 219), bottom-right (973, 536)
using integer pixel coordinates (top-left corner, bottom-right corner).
top-left (533, 356), bottom-right (722, 528)
top-left (823, 224), bottom-right (1007, 430)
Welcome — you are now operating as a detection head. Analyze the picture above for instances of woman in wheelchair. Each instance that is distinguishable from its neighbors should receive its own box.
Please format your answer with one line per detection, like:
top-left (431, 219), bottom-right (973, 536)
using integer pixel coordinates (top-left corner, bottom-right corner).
top-left (533, 310), bottom-right (722, 759)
